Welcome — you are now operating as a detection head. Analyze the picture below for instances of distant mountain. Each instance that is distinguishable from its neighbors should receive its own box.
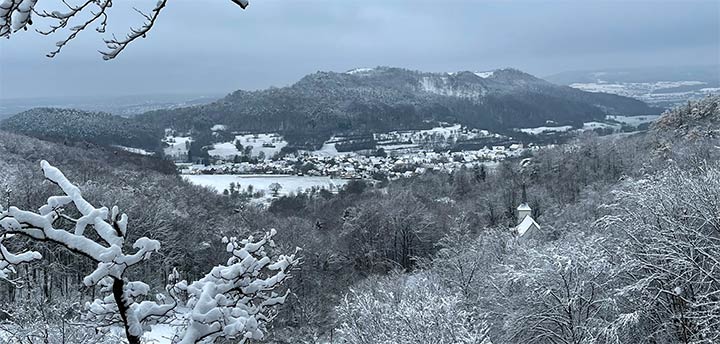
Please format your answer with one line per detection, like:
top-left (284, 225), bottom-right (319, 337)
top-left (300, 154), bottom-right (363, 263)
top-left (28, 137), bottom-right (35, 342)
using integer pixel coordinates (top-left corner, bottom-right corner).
top-left (0, 67), bottom-right (659, 153)
top-left (138, 67), bottom-right (657, 148)
top-left (0, 108), bottom-right (162, 150)
top-left (545, 65), bottom-right (720, 108)
top-left (0, 93), bottom-right (220, 118)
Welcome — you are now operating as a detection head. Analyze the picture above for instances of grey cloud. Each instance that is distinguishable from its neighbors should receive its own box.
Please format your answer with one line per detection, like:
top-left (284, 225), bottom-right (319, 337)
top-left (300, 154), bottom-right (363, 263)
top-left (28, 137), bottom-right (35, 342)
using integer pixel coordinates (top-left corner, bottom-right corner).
top-left (0, 0), bottom-right (717, 99)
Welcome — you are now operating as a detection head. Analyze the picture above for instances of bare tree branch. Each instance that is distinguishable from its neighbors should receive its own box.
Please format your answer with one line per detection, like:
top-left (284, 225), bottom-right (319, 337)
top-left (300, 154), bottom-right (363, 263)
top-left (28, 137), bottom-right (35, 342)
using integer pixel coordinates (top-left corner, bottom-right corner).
top-left (0, 0), bottom-right (250, 60)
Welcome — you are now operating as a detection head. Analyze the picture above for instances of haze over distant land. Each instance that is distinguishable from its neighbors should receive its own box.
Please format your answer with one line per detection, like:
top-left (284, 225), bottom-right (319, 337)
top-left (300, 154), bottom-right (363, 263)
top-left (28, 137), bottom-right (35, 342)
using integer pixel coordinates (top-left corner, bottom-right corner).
top-left (0, 0), bottom-right (717, 99)
top-left (545, 65), bottom-right (720, 107)
top-left (0, 93), bottom-right (222, 118)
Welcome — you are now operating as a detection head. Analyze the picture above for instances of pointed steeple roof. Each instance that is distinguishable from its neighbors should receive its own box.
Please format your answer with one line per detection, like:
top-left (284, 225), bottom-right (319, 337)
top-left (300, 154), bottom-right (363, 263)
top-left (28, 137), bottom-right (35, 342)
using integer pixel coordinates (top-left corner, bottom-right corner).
top-left (516, 215), bottom-right (540, 237)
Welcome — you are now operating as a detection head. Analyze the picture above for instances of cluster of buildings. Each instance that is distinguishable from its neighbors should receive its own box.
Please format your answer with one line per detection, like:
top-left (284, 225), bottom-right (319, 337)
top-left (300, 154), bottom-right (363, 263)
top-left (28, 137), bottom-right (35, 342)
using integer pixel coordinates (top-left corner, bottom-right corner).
top-left (179, 143), bottom-right (537, 180)
top-left (372, 124), bottom-right (499, 148)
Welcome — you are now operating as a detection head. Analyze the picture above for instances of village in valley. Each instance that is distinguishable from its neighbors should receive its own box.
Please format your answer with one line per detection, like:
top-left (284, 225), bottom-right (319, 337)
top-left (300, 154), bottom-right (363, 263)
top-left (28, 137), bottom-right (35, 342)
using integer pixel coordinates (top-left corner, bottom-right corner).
top-left (142, 116), bottom-right (666, 204)
top-left (176, 138), bottom-right (534, 180)
top-left (159, 124), bottom-right (537, 195)
top-left (167, 121), bottom-right (547, 239)
top-left (152, 115), bottom-right (657, 201)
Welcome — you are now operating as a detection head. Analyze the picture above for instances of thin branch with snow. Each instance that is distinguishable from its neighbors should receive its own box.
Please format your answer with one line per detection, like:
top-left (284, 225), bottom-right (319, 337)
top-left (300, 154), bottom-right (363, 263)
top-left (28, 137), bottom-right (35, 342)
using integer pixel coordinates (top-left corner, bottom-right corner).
top-left (0, 0), bottom-right (251, 60)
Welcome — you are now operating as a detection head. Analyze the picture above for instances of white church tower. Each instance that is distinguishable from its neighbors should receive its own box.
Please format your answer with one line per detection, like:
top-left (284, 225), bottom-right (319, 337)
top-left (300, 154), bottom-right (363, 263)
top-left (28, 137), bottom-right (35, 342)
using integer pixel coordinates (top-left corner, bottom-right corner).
top-left (517, 203), bottom-right (532, 222)
top-left (515, 184), bottom-right (540, 237)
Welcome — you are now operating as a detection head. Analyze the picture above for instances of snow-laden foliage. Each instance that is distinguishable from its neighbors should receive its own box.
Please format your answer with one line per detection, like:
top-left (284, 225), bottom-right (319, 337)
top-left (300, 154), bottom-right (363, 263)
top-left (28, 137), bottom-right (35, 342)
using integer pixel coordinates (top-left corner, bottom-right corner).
top-left (600, 163), bottom-right (720, 343)
top-left (0, 234), bottom-right (41, 284)
top-left (652, 94), bottom-right (720, 135)
top-left (496, 238), bottom-right (619, 344)
top-left (0, 0), bottom-right (249, 59)
top-left (173, 230), bottom-right (298, 344)
top-left (336, 271), bottom-right (493, 344)
top-left (0, 160), bottom-right (166, 343)
top-left (0, 161), bottom-right (297, 344)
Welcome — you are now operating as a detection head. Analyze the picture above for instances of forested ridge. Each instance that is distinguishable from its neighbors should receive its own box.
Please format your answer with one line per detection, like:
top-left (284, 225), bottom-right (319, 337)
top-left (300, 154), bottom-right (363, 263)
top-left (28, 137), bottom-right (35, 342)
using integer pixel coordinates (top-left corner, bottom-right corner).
top-left (140, 67), bottom-right (657, 148)
top-left (0, 108), bottom-right (162, 151)
top-left (1, 68), bottom-right (659, 152)
top-left (0, 96), bottom-right (717, 343)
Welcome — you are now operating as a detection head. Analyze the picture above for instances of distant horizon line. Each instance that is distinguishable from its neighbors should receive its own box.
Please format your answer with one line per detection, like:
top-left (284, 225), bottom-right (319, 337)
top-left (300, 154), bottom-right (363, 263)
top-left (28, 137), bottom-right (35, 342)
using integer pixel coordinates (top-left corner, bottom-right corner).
top-left (2, 63), bottom-right (717, 101)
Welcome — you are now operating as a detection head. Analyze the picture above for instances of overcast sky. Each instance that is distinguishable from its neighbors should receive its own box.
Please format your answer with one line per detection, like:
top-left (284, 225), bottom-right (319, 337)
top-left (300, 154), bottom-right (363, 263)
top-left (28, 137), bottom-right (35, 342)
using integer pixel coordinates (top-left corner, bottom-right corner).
top-left (0, 0), bottom-right (718, 99)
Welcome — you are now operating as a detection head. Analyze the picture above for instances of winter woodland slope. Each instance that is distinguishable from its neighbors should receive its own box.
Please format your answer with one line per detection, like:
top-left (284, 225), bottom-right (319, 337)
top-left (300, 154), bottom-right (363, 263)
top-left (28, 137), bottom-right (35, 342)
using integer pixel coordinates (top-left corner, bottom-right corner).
top-left (0, 107), bottom-right (162, 151)
top-left (0, 95), bottom-right (717, 343)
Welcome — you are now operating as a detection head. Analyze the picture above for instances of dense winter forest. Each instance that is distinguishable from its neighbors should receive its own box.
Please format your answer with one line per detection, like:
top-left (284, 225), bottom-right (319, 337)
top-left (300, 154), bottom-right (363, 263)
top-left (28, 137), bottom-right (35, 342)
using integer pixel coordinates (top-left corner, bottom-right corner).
top-left (1, 95), bottom-right (719, 343)
top-left (2, 0), bottom-right (719, 343)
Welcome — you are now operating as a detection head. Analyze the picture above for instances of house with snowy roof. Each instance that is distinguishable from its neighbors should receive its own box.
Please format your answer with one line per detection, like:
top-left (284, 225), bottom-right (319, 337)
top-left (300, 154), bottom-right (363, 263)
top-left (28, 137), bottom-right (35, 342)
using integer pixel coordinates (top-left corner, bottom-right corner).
top-left (514, 186), bottom-right (540, 238)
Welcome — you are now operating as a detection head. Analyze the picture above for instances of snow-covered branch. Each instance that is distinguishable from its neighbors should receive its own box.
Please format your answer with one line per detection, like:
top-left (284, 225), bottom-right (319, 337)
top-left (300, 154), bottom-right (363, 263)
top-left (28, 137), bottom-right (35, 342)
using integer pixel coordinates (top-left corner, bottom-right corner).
top-left (0, 0), bottom-right (251, 59)
top-left (0, 160), bottom-right (164, 343)
top-left (0, 234), bottom-right (41, 285)
top-left (174, 229), bottom-right (299, 344)
top-left (0, 160), bottom-right (298, 344)
top-left (99, 0), bottom-right (166, 61)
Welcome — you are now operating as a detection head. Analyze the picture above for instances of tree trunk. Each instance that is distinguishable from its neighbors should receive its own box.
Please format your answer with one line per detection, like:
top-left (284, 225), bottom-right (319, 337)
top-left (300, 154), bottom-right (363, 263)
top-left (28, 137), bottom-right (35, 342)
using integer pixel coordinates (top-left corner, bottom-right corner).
top-left (112, 278), bottom-right (141, 344)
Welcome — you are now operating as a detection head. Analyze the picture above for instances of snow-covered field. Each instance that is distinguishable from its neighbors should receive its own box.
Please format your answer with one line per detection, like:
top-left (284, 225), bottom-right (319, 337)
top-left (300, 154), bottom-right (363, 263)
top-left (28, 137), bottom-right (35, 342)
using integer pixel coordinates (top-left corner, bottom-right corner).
top-left (306, 124), bottom-right (498, 157)
top-left (208, 133), bottom-right (288, 160)
top-left (163, 136), bottom-right (192, 158)
top-left (418, 124), bottom-right (463, 136)
top-left (519, 125), bottom-right (573, 135)
top-left (298, 124), bottom-right (500, 158)
top-left (570, 80), bottom-right (706, 96)
top-left (569, 80), bottom-right (716, 106)
top-left (381, 143), bottom-right (420, 151)
top-left (183, 174), bottom-right (348, 196)
top-left (113, 145), bottom-right (155, 156)
top-left (581, 122), bottom-right (621, 131)
top-left (606, 114), bottom-right (660, 126)
top-left (207, 142), bottom-right (240, 158)
top-left (314, 141), bottom-right (341, 156)
top-left (520, 117), bottom-right (657, 136)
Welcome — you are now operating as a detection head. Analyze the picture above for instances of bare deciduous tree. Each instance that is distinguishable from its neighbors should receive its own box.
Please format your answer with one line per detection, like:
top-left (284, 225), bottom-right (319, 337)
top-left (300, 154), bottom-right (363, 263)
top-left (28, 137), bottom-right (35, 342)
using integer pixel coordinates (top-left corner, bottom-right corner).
top-left (601, 164), bottom-right (720, 343)
top-left (336, 272), bottom-right (492, 344)
top-left (489, 238), bottom-right (618, 344)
